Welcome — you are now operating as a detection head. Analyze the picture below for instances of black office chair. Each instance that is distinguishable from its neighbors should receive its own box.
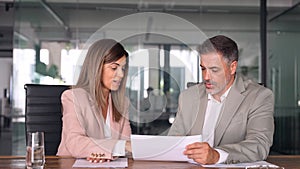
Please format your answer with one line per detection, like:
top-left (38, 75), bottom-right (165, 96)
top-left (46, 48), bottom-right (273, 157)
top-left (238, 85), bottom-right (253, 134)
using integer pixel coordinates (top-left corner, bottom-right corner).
top-left (186, 82), bottom-right (200, 88)
top-left (24, 84), bottom-right (70, 155)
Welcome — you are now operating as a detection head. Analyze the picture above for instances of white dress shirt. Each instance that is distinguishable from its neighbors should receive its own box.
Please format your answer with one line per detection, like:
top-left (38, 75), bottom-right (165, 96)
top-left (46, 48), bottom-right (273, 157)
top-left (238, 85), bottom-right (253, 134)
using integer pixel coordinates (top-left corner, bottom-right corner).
top-left (104, 98), bottom-right (126, 157)
top-left (202, 87), bottom-right (231, 163)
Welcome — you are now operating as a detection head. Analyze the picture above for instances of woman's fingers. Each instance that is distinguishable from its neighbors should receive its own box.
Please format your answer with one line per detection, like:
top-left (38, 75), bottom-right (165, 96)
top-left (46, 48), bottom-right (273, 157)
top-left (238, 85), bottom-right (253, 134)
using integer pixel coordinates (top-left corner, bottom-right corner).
top-left (87, 153), bottom-right (111, 163)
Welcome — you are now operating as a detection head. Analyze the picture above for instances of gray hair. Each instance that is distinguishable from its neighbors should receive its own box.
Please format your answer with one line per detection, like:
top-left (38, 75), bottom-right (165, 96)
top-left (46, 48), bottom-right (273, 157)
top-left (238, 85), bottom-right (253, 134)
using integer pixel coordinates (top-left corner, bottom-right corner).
top-left (198, 35), bottom-right (239, 64)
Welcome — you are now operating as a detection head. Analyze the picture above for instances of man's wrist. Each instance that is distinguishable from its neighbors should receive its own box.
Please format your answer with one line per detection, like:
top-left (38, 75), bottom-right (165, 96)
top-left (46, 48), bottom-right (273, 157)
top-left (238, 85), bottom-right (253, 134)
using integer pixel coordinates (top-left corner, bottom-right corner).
top-left (215, 148), bottom-right (229, 164)
top-left (213, 149), bottom-right (220, 163)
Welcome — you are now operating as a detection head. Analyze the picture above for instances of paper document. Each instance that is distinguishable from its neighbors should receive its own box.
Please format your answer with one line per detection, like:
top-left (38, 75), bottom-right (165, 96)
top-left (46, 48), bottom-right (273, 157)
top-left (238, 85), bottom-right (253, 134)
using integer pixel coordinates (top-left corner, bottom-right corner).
top-left (131, 134), bottom-right (202, 161)
top-left (191, 160), bottom-right (279, 168)
top-left (72, 158), bottom-right (128, 168)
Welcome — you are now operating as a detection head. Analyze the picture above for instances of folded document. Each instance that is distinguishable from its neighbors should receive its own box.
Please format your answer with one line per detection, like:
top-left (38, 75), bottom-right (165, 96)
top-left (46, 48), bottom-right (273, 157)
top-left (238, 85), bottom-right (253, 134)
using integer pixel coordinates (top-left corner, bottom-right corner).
top-left (131, 134), bottom-right (202, 161)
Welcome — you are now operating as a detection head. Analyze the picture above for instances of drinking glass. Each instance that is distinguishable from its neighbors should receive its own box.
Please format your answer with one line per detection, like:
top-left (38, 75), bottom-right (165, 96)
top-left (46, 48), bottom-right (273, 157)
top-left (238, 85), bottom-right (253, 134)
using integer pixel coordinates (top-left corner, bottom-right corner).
top-left (26, 131), bottom-right (45, 169)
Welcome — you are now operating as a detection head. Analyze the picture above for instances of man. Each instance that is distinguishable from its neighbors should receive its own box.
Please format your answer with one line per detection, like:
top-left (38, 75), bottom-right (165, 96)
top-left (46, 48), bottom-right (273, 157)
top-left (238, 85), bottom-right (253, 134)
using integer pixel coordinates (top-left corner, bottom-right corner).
top-left (168, 35), bottom-right (274, 164)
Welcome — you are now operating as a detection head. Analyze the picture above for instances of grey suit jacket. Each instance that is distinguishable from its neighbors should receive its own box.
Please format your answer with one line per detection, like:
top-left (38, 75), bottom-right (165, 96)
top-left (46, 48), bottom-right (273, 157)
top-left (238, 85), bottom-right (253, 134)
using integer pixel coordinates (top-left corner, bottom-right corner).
top-left (168, 75), bottom-right (274, 163)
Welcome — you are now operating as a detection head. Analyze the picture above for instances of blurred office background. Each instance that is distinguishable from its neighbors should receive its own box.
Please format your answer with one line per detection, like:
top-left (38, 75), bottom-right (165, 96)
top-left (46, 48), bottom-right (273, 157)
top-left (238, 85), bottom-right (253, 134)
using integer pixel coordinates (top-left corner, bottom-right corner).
top-left (0, 0), bottom-right (299, 156)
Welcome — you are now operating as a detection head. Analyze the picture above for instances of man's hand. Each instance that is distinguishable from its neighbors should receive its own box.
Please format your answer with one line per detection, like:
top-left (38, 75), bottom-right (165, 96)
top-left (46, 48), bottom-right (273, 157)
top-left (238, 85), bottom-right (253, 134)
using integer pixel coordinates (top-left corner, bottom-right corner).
top-left (184, 142), bottom-right (220, 164)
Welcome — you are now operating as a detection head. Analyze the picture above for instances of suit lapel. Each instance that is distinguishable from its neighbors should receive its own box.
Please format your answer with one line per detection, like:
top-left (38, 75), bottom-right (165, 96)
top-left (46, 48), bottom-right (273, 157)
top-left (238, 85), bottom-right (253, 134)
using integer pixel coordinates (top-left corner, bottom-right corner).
top-left (88, 94), bottom-right (106, 137)
top-left (88, 95), bottom-right (104, 127)
top-left (73, 89), bottom-right (105, 138)
top-left (214, 76), bottom-right (246, 146)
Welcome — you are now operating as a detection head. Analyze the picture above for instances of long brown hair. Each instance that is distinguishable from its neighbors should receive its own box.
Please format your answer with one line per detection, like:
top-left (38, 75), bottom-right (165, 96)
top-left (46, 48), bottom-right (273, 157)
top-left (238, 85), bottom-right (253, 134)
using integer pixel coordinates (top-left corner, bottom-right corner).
top-left (75, 39), bottom-right (129, 122)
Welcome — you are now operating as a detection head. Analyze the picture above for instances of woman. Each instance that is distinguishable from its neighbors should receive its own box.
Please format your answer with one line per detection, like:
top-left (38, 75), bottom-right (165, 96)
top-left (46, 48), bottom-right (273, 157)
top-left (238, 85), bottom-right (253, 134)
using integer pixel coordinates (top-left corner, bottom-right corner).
top-left (57, 39), bottom-right (131, 162)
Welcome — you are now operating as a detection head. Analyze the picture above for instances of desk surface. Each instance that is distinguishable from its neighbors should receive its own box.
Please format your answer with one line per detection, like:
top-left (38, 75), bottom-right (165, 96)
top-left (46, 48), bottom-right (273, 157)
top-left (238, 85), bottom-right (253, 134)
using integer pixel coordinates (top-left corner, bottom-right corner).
top-left (0, 155), bottom-right (299, 169)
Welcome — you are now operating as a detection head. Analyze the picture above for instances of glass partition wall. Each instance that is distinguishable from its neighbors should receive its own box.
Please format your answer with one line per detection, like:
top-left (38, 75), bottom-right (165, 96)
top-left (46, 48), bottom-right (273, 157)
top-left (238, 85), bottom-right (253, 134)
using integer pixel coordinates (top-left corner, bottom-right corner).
top-left (267, 3), bottom-right (300, 155)
top-left (12, 0), bottom-right (295, 156)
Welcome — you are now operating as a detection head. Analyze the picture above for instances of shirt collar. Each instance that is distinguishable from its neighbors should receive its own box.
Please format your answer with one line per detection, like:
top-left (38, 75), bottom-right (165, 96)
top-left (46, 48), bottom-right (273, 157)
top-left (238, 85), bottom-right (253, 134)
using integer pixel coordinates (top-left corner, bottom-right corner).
top-left (208, 85), bottom-right (232, 102)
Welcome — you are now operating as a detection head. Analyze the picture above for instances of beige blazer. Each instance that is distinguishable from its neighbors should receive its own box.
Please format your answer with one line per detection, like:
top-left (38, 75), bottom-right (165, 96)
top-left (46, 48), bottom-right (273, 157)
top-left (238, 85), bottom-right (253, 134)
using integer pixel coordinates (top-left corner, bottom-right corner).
top-left (57, 88), bottom-right (131, 159)
top-left (168, 75), bottom-right (274, 163)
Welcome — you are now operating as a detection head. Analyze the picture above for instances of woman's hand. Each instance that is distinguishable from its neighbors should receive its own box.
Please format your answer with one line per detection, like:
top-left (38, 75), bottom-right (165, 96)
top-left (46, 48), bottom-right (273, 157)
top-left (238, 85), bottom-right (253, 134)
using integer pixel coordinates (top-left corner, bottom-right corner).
top-left (87, 141), bottom-right (131, 163)
top-left (86, 153), bottom-right (118, 163)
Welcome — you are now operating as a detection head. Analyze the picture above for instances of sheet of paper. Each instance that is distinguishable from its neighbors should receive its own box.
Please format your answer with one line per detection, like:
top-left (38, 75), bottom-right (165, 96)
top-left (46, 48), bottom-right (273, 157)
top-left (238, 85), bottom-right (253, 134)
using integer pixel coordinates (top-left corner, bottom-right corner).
top-left (72, 158), bottom-right (128, 168)
top-left (191, 160), bottom-right (279, 168)
top-left (131, 134), bottom-right (202, 161)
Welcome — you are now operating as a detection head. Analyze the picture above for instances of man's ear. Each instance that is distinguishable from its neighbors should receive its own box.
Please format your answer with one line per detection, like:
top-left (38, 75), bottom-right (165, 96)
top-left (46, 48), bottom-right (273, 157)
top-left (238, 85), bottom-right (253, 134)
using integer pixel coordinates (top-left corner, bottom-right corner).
top-left (230, 61), bottom-right (238, 75)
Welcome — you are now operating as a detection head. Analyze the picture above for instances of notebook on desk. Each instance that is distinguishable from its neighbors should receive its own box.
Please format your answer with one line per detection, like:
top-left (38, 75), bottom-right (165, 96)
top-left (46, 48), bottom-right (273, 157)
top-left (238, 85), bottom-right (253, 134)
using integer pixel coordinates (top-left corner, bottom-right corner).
top-left (131, 134), bottom-right (202, 161)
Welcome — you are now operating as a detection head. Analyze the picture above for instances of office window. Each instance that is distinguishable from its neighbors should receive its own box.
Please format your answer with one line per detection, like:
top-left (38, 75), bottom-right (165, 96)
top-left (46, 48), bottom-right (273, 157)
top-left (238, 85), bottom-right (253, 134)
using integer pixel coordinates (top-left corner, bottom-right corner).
top-left (40, 49), bottom-right (49, 65)
top-left (60, 49), bottom-right (81, 85)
